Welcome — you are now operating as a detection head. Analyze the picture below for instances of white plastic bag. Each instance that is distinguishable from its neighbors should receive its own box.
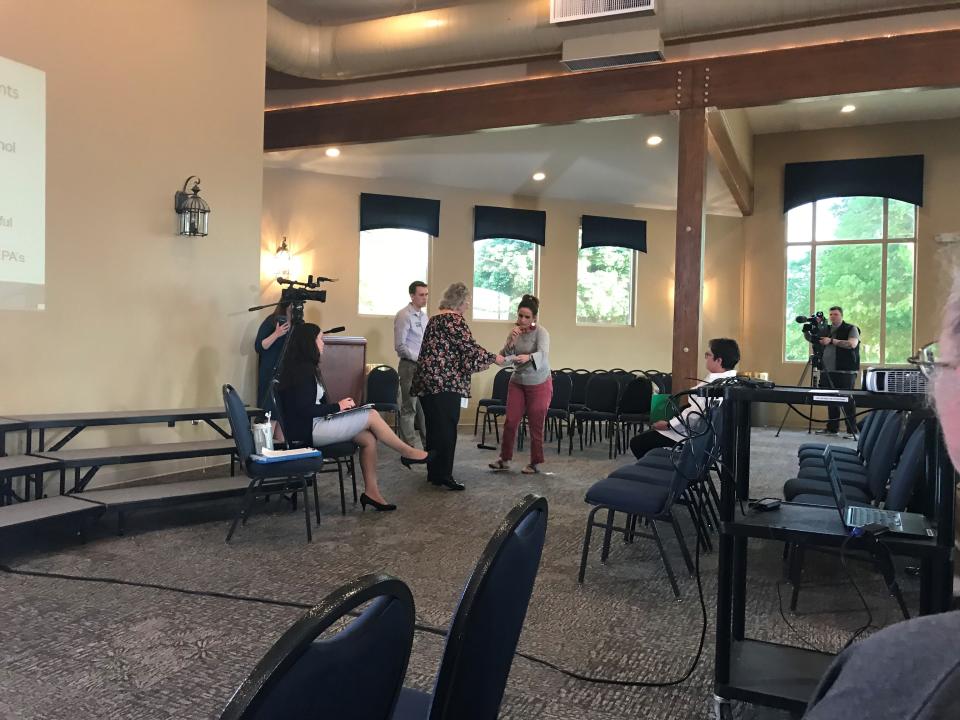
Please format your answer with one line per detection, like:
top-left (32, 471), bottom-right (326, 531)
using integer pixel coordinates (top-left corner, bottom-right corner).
top-left (252, 421), bottom-right (274, 455)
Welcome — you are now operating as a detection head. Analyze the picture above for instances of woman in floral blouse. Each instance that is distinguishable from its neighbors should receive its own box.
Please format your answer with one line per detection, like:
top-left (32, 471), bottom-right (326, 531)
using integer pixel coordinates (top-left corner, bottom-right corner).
top-left (413, 282), bottom-right (504, 490)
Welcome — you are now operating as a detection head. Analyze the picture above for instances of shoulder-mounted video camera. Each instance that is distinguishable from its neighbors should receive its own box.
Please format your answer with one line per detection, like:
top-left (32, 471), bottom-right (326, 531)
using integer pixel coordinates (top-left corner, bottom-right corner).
top-left (796, 311), bottom-right (831, 352)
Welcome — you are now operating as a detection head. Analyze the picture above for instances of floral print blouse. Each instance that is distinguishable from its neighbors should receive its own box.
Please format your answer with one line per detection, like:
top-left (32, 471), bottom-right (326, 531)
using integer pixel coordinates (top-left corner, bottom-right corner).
top-left (412, 311), bottom-right (496, 397)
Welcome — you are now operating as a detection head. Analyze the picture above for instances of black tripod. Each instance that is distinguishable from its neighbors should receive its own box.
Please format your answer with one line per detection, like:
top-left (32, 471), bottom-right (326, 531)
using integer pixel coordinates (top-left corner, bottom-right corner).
top-left (775, 347), bottom-right (856, 438)
top-left (248, 276), bottom-right (332, 437)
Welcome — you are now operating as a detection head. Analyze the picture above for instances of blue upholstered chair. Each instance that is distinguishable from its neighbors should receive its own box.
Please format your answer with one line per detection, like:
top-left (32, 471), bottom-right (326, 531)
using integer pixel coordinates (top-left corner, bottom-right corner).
top-left (786, 424), bottom-right (927, 613)
top-left (578, 414), bottom-right (718, 597)
top-left (220, 573), bottom-right (416, 720)
top-left (366, 364), bottom-right (402, 433)
top-left (270, 380), bottom-right (359, 517)
top-left (475, 367), bottom-right (513, 438)
top-left (783, 411), bottom-right (904, 504)
top-left (392, 494), bottom-right (549, 720)
top-left (571, 372), bottom-right (622, 458)
top-left (223, 384), bottom-right (323, 543)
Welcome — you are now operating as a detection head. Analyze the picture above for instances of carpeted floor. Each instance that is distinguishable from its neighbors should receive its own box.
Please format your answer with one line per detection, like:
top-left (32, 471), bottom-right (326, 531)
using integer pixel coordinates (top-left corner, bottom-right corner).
top-left (2, 428), bottom-right (918, 720)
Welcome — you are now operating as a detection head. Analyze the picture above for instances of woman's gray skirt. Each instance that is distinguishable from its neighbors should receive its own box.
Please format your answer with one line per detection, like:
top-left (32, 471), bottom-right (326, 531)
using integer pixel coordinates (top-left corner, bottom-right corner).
top-left (311, 408), bottom-right (371, 446)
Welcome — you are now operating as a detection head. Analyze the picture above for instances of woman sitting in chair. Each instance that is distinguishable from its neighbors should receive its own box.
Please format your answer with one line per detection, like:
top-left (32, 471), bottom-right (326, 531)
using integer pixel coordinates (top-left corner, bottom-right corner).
top-left (276, 323), bottom-right (432, 512)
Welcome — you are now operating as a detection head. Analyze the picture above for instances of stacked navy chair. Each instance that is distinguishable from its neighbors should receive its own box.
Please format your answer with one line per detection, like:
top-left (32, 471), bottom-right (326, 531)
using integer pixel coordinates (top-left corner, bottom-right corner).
top-left (578, 412), bottom-right (718, 597)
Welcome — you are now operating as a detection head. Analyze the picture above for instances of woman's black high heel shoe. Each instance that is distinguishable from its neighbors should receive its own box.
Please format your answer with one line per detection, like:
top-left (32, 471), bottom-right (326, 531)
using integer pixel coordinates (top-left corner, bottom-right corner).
top-left (360, 493), bottom-right (397, 512)
top-left (400, 450), bottom-right (435, 469)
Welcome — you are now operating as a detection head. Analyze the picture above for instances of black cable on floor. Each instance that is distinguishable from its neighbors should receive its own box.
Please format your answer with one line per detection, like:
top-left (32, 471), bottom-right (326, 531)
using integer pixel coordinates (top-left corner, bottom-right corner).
top-left (0, 543), bottom-right (708, 689)
top-left (774, 581), bottom-right (825, 653)
top-left (839, 534), bottom-right (874, 650)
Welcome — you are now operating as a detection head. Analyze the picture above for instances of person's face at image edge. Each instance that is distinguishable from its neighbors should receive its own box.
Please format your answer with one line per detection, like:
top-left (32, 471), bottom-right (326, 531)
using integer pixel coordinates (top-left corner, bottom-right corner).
top-left (934, 308), bottom-right (960, 467)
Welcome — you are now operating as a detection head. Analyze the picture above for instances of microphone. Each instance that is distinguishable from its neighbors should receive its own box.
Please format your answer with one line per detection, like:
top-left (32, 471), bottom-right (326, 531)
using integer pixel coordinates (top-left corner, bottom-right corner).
top-left (322, 326), bottom-right (345, 334)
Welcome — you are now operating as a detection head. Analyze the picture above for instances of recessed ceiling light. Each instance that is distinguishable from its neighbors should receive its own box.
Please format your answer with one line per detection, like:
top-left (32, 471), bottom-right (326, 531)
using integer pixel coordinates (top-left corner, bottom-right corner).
top-left (325, 147), bottom-right (341, 158)
top-left (532, 172), bottom-right (546, 182)
top-left (646, 135), bottom-right (663, 146)
top-left (841, 104), bottom-right (856, 114)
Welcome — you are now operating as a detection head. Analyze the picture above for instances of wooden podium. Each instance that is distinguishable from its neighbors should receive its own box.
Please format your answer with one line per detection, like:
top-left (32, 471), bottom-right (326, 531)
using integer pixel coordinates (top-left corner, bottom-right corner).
top-left (321, 336), bottom-right (368, 403)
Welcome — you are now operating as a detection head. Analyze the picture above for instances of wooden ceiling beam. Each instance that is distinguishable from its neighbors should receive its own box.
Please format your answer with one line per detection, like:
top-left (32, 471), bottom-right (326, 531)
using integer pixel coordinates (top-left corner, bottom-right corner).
top-left (264, 29), bottom-right (960, 151)
top-left (265, 64), bottom-right (691, 151)
top-left (703, 29), bottom-right (960, 110)
top-left (706, 110), bottom-right (754, 217)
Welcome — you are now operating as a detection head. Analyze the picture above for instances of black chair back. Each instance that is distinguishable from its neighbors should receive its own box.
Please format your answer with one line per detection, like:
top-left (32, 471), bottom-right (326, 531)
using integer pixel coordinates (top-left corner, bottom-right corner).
top-left (367, 365), bottom-right (401, 406)
top-left (428, 494), bottom-right (548, 720)
top-left (864, 411), bottom-right (904, 500)
top-left (549, 372), bottom-right (573, 412)
top-left (491, 368), bottom-right (513, 402)
top-left (618, 377), bottom-right (653, 415)
top-left (668, 412), bottom-right (718, 501)
top-left (570, 370), bottom-right (591, 405)
top-left (221, 574), bottom-right (415, 720)
top-left (583, 374), bottom-right (620, 414)
top-left (223, 384), bottom-right (255, 469)
top-left (645, 370), bottom-right (672, 394)
top-left (884, 424), bottom-right (926, 512)
top-left (860, 409), bottom-right (893, 460)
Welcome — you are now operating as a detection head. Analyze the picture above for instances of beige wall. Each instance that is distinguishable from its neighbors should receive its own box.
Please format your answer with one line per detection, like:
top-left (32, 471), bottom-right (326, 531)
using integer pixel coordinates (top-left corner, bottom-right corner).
top-left (261, 167), bottom-right (745, 418)
top-left (742, 119), bottom-right (960, 393)
top-left (0, 2), bottom-right (267, 483)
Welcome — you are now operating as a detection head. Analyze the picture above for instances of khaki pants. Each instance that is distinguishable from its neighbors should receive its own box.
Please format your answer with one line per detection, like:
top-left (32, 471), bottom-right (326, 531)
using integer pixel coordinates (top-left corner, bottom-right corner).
top-left (398, 358), bottom-right (426, 447)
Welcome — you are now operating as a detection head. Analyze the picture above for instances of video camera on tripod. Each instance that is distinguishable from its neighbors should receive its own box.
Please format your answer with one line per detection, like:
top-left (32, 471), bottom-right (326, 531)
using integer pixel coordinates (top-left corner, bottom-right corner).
top-left (275, 275), bottom-right (331, 323)
top-left (796, 311), bottom-right (830, 362)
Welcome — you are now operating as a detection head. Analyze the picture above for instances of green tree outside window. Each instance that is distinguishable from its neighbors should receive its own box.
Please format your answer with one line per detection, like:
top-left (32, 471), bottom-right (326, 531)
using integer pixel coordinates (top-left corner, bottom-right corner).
top-left (473, 238), bottom-right (536, 320)
top-left (784, 196), bottom-right (915, 364)
top-left (577, 245), bottom-right (633, 325)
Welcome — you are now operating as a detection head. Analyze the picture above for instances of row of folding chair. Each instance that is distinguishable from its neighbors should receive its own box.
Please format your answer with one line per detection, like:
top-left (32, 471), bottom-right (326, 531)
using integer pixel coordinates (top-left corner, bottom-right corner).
top-left (219, 495), bottom-right (548, 720)
top-left (782, 409), bottom-right (929, 612)
top-left (475, 368), bottom-right (672, 459)
top-left (578, 410), bottom-right (722, 597)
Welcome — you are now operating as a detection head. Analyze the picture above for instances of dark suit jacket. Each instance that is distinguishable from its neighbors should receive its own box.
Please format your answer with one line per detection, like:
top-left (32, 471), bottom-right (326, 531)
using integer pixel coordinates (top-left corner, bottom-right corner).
top-left (276, 376), bottom-right (339, 446)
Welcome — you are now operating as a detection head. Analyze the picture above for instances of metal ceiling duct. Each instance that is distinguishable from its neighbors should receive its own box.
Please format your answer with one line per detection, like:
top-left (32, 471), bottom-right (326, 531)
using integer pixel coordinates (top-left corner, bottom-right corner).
top-left (267, 0), bottom-right (956, 80)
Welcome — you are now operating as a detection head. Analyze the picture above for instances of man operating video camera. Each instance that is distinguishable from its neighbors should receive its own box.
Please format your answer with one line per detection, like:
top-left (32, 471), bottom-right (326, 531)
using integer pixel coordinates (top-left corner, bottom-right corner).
top-left (814, 305), bottom-right (860, 436)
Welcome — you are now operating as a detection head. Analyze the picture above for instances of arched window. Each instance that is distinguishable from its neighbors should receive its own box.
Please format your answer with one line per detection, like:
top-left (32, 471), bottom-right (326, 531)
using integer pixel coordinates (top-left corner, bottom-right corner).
top-left (784, 197), bottom-right (916, 364)
top-left (359, 228), bottom-right (430, 315)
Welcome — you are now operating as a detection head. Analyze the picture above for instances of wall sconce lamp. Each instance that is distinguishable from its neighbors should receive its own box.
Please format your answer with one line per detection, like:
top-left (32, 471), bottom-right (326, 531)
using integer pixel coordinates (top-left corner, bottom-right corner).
top-left (174, 176), bottom-right (210, 236)
top-left (276, 236), bottom-right (292, 278)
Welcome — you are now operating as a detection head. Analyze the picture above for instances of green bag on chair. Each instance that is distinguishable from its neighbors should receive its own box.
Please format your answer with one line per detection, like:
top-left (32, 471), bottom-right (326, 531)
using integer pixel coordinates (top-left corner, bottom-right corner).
top-left (649, 393), bottom-right (672, 424)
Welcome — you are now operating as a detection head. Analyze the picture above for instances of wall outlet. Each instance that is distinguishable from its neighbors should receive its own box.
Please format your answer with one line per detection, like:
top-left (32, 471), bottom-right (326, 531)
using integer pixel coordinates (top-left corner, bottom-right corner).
top-left (460, 397), bottom-right (469, 409)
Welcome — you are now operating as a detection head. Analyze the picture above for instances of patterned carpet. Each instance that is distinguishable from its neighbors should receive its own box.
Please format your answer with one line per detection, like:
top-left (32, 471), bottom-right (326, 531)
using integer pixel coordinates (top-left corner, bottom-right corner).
top-left (1, 428), bottom-right (917, 720)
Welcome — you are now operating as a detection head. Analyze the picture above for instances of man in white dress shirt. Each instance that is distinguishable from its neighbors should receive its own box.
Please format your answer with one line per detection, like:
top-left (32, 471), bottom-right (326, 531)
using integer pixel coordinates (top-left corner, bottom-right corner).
top-left (393, 281), bottom-right (429, 447)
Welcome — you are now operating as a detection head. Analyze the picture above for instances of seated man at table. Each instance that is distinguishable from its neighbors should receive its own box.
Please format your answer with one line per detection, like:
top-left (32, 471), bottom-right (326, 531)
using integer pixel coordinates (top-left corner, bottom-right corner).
top-left (628, 338), bottom-right (739, 459)
top-left (802, 266), bottom-right (960, 719)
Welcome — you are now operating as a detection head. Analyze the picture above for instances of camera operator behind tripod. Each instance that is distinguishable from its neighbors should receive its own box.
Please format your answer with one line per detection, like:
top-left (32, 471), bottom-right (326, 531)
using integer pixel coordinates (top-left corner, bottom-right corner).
top-left (810, 306), bottom-right (860, 436)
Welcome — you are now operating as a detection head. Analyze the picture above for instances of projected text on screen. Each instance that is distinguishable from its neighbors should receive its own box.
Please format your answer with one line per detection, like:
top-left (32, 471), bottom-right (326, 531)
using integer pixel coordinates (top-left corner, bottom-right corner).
top-left (0, 55), bottom-right (45, 311)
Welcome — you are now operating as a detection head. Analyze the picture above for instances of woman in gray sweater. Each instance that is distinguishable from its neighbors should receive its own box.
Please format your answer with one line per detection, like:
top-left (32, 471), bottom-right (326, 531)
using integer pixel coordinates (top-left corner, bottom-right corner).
top-left (489, 294), bottom-right (552, 474)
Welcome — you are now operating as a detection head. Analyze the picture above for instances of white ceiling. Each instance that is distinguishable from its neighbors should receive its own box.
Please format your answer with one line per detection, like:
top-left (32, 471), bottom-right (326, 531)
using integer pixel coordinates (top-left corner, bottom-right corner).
top-left (264, 115), bottom-right (741, 215)
top-left (269, 0), bottom-right (475, 24)
top-left (746, 86), bottom-right (960, 134)
top-left (263, 87), bottom-right (960, 214)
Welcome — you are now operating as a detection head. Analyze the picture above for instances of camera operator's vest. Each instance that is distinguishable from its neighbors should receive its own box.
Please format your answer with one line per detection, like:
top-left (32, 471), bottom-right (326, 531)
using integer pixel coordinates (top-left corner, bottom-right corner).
top-left (832, 321), bottom-right (860, 371)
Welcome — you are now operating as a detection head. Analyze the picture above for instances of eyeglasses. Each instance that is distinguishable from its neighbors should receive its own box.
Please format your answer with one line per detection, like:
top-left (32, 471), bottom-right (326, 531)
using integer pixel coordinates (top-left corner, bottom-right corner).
top-left (907, 342), bottom-right (957, 378)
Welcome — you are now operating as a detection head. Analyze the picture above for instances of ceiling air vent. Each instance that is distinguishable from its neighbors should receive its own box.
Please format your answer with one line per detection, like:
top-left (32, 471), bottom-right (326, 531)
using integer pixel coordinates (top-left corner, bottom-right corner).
top-left (551, 0), bottom-right (655, 24)
top-left (561, 30), bottom-right (664, 71)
